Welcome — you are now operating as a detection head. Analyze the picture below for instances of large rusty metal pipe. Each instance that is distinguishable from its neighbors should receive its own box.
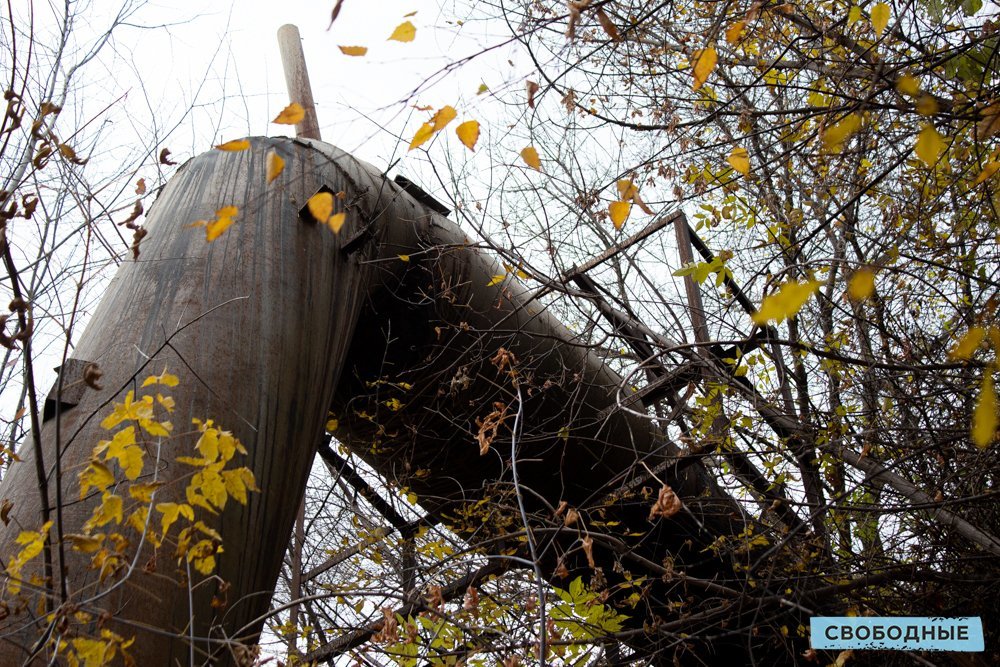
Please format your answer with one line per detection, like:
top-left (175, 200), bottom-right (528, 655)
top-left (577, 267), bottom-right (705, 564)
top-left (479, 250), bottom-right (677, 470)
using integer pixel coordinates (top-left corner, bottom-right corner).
top-left (0, 137), bottom-right (742, 664)
top-left (0, 137), bottom-right (375, 663)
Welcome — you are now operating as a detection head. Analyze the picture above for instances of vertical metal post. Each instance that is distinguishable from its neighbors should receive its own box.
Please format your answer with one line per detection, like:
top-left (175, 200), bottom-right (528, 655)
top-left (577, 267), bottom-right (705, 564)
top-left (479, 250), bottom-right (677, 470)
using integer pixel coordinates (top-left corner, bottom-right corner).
top-left (277, 24), bottom-right (322, 141)
top-left (288, 498), bottom-right (305, 660)
top-left (674, 217), bottom-right (710, 345)
top-left (277, 25), bottom-right (318, 658)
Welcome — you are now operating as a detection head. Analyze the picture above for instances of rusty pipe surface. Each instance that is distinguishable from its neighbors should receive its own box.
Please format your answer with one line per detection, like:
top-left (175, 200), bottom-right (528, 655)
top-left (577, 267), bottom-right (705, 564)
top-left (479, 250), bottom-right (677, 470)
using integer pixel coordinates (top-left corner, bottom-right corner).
top-left (0, 137), bottom-right (377, 663)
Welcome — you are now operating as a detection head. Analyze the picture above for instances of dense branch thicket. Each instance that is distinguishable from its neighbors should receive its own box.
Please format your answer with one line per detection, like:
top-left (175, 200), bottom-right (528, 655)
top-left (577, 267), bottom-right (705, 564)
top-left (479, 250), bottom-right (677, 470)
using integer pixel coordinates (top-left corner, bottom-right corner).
top-left (268, 1), bottom-right (999, 665)
top-left (383, 0), bottom-right (1000, 663)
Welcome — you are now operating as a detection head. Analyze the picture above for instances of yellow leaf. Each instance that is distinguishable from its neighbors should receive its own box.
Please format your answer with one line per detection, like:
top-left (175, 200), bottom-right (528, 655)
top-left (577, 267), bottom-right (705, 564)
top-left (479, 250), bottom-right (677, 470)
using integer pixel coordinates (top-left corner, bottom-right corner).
top-left (477, 83), bottom-right (489, 95)
top-left (807, 90), bottom-right (828, 107)
top-left (408, 106), bottom-right (457, 150)
top-left (222, 467), bottom-right (257, 505)
top-left (972, 373), bottom-right (997, 448)
top-left (409, 122), bottom-right (435, 150)
top-left (85, 492), bottom-right (123, 530)
top-left (100, 391), bottom-right (137, 430)
top-left (156, 502), bottom-right (193, 538)
top-left (192, 466), bottom-right (228, 510)
top-left (616, 179), bottom-right (638, 200)
top-left (65, 533), bottom-right (105, 554)
top-left (951, 327), bottom-right (986, 360)
top-left (388, 21), bottom-right (416, 42)
top-left (157, 394), bottom-right (175, 413)
top-left (823, 113), bottom-right (861, 152)
top-left (915, 124), bottom-right (945, 167)
top-left (215, 139), bottom-right (250, 152)
top-left (870, 3), bottom-right (890, 36)
top-left (104, 426), bottom-right (143, 480)
top-left (725, 21), bottom-right (745, 44)
top-left (974, 161), bottom-right (1000, 186)
top-left (205, 215), bottom-right (235, 242)
top-left (609, 201), bottom-right (631, 230)
top-left (220, 432), bottom-right (242, 463)
top-left (430, 105), bottom-right (457, 131)
top-left (272, 102), bottom-right (305, 125)
top-left (79, 461), bottom-right (115, 498)
top-left (139, 418), bottom-right (172, 437)
top-left (266, 151), bottom-right (285, 183)
top-left (142, 369), bottom-right (179, 388)
top-left (895, 75), bottom-right (920, 97)
top-left (176, 455), bottom-right (207, 466)
top-left (194, 427), bottom-right (220, 463)
top-left (614, 180), bottom-right (653, 214)
top-left (847, 5), bottom-right (862, 25)
top-left (327, 212), bottom-right (346, 234)
top-left (307, 192), bottom-right (334, 224)
top-left (847, 268), bottom-right (876, 301)
top-left (194, 205), bottom-right (239, 243)
top-left (6, 521), bottom-right (51, 593)
top-left (521, 146), bottom-right (542, 171)
top-left (128, 506), bottom-right (150, 537)
top-left (487, 274), bottom-right (506, 287)
top-left (188, 536), bottom-right (219, 575)
top-left (752, 280), bottom-right (822, 325)
top-left (916, 94), bottom-right (939, 116)
top-left (70, 637), bottom-right (113, 666)
top-left (338, 45), bottom-right (368, 56)
top-left (727, 147), bottom-right (750, 175)
top-left (128, 481), bottom-right (164, 503)
top-left (13, 521), bottom-right (52, 555)
top-left (692, 46), bottom-right (718, 91)
top-left (456, 120), bottom-right (480, 150)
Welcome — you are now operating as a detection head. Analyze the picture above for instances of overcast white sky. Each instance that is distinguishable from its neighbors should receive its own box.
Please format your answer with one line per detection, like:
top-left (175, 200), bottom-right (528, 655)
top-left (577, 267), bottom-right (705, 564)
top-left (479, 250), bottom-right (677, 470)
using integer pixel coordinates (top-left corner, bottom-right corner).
top-left (103, 0), bottom-right (526, 176)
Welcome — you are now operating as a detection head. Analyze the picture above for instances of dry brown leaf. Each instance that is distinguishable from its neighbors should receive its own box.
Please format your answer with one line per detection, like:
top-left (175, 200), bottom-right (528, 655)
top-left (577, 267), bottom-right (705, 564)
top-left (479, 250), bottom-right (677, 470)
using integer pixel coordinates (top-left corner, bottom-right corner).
top-left (595, 8), bottom-right (620, 41)
top-left (0, 498), bottom-right (12, 525)
top-left (566, 0), bottom-right (591, 39)
top-left (554, 500), bottom-right (569, 517)
top-left (581, 535), bottom-right (595, 568)
top-left (648, 484), bottom-right (683, 520)
top-left (526, 80), bottom-right (539, 109)
top-left (475, 401), bottom-right (510, 455)
top-left (463, 585), bottom-right (479, 612)
top-left (327, 0), bottom-right (345, 29)
top-left (118, 200), bottom-right (143, 229)
top-left (978, 102), bottom-right (1000, 138)
top-left (83, 362), bottom-right (103, 390)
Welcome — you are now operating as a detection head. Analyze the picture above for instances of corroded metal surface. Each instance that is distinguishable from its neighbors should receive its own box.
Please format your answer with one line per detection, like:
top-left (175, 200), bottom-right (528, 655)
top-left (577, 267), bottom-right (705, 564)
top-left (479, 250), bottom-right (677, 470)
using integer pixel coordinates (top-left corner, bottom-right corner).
top-left (0, 137), bottom-right (384, 663)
